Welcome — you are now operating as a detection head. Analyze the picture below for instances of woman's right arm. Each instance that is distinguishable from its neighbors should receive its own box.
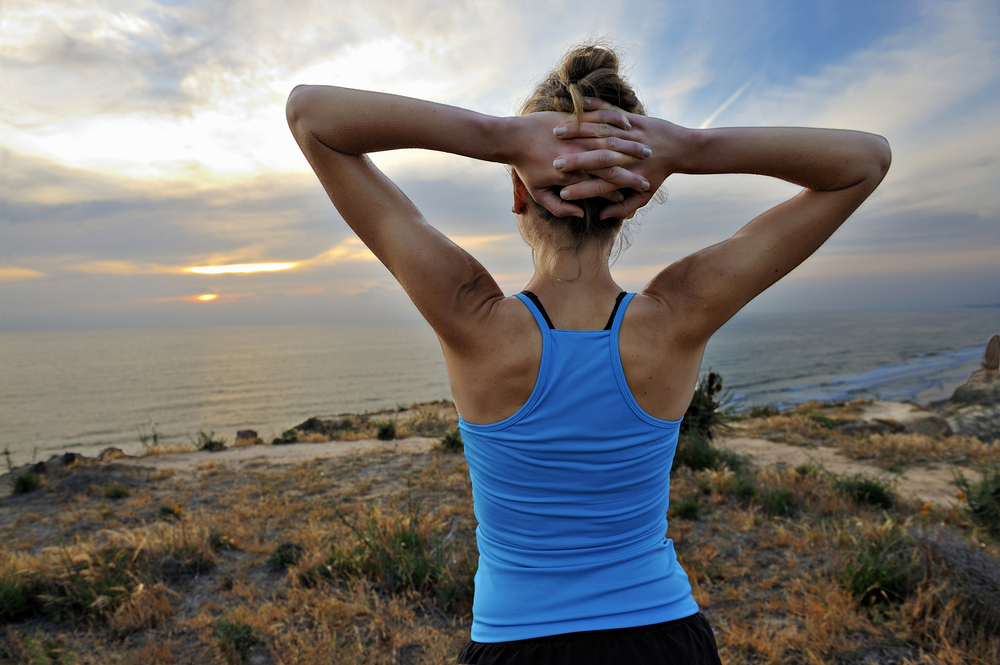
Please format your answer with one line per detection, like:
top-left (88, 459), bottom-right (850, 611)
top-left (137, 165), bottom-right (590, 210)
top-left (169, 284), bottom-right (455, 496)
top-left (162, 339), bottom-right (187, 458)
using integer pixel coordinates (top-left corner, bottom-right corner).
top-left (285, 86), bottom-right (648, 346)
top-left (554, 114), bottom-right (891, 343)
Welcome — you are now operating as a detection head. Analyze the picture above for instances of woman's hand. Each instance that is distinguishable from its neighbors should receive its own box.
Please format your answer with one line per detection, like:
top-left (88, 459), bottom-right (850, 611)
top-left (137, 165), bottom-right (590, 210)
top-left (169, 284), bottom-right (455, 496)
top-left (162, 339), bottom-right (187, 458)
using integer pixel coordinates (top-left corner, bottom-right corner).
top-left (551, 99), bottom-right (691, 219)
top-left (504, 110), bottom-right (654, 217)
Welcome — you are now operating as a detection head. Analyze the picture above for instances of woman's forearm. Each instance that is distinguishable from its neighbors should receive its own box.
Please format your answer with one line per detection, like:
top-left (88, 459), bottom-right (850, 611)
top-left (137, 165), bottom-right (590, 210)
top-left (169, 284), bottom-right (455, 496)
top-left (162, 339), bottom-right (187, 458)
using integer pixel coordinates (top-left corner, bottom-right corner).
top-left (286, 85), bottom-right (510, 162)
top-left (669, 124), bottom-right (892, 192)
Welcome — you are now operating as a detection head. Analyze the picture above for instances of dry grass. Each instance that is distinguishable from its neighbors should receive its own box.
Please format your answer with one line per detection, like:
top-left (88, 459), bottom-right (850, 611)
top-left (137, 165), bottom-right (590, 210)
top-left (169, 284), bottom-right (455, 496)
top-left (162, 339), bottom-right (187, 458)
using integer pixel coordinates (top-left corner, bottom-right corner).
top-left (737, 401), bottom-right (1000, 472)
top-left (841, 432), bottom-right (1000, 470)
top-left (2, 400), bottom-right (999, 664)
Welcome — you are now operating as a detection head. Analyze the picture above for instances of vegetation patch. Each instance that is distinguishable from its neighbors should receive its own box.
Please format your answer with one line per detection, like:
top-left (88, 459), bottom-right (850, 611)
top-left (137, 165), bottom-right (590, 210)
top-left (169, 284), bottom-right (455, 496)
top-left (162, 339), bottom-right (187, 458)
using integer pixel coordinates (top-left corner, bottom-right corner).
top-left (955, 465), bottom-right (1000, 539)
top-left (839, 519), bottom-right (916, 607)
top-left (439, 427), bottom-right (464, 452)
top-left (216, 614), bottom-right (259, 664)
top-left (834, 474), bottom-right (896, 509)
top-left (13, 470), bottom-right (41, 494)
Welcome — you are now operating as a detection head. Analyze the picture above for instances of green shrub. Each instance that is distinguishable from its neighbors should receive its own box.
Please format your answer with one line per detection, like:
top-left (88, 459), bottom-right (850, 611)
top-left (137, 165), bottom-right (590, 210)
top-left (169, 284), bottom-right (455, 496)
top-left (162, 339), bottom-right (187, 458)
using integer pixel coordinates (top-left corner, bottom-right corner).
top-left (0, 568), bottom-right (36, 622)
top-left (673, 433), bottom-right (717, 472)
top-left (760, 488), bottom-right (797, 517)
top-left (196, 431), bottom-right (227, 452)
top-left (795, 462), bottom-right (821, 477)
top-left (748, 405), bottom-right (780, 418)
top-left (669, 493), bottom-right (700, 520)
top-left (216, 615), bottom-right (258, 664)
top-left (439, 428), bottom-right (463, 452)
top-left (40, 545), bottom-right (137, 620)
top-left (834, 475), bottom-right (896, 509)
top-left (724, 473), bottom-right (759, 504)
top-left (376, 420), bottom-right (396, 441)
top-left (679, 370), bottom-right (732, 440)
top-left (840, 520), bottom-right (915, 606)
top-left (266, 543), bottom-right (303, 569)
top-left (804, 412), bottom-right (836, 429)
top-left (315, 495), bottom-right (474, 611)
top-left (104, 483), bottom-right (128, 499)
top-left (14, 470), bottom-right (40, 494)
top-left (955, 465), bottom-right (1000, 539)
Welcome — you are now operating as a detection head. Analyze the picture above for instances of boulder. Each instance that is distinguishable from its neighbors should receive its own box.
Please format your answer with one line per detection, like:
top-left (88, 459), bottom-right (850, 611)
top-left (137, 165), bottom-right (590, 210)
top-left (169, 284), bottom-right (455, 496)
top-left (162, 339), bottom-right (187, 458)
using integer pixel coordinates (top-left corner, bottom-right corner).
top-left (846, 400), bottom-right (952, 438)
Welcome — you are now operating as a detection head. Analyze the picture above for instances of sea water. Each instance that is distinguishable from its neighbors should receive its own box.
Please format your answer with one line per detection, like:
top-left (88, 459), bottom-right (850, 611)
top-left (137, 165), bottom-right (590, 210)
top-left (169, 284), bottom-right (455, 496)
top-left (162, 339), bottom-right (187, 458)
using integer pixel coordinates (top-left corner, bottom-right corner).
top-left (0, 308), bottom-right (996, 466)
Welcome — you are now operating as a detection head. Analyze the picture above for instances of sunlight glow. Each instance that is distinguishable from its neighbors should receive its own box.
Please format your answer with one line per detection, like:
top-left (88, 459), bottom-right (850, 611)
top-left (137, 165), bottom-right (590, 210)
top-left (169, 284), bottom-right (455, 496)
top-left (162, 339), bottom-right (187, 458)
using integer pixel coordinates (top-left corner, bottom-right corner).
top-left (197, 294), bottom-right (218, 301)
top-left (186, 263), bottom-right (297, 275)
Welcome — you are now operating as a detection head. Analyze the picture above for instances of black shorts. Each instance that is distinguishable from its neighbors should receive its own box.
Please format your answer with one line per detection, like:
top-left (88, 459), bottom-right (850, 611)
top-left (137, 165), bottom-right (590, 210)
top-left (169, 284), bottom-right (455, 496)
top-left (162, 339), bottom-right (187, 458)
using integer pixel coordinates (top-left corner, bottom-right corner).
top-left (456, 612), bottom-right (722, 665)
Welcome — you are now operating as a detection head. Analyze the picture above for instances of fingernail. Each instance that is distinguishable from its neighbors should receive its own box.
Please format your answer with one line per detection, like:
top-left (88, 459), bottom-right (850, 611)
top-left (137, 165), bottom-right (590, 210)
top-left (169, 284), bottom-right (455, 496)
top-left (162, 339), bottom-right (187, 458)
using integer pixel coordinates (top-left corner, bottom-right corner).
top-left (640, 180), bottom-right (650, 191)
top-left (560, 189), bottom-right (570, 199)
top-left (617, 192), bottom-right (625, 202)
top-left (553, 158), bottom-right (566, 170)
top-left (641, 147), bottom-right (652, 158)
top-left (553, 126), bottom-right (567, 137)
top-left (624, 119), bottom-right (632, 130)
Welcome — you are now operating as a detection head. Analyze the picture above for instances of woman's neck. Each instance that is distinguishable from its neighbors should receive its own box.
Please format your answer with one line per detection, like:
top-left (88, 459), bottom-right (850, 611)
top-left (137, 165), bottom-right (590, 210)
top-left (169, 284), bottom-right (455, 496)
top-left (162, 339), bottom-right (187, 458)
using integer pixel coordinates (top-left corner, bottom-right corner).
top-left (523, 236), bottom-right (624, 330)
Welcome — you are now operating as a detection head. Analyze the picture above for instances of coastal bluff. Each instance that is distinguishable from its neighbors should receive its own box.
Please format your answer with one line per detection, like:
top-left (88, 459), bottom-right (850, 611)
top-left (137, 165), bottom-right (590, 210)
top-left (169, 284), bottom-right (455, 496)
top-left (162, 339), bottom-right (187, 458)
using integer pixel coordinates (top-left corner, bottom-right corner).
top-left (942, 333), bottom-right (1000, 441)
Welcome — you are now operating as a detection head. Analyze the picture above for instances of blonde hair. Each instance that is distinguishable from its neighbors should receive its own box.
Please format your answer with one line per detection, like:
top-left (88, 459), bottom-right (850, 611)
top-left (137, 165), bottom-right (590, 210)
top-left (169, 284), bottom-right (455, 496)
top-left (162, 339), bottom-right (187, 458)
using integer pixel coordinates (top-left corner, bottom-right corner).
top-left (520, 42), bottom-right (645, 243)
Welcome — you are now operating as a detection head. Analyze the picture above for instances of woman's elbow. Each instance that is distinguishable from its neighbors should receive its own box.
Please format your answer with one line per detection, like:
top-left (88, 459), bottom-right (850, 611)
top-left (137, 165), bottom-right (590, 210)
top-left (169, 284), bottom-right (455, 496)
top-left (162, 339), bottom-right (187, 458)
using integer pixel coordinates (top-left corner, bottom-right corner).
top-left (870, 134), bottom-right (892, 180)
top-left (285, 85), bottom-right (316, 137)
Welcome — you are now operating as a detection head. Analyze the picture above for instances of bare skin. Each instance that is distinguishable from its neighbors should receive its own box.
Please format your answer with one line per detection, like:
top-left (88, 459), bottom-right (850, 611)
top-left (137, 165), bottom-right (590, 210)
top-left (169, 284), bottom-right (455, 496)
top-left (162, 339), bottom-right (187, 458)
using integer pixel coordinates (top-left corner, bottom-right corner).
top-left (286, 87), bottom-right (891, 426)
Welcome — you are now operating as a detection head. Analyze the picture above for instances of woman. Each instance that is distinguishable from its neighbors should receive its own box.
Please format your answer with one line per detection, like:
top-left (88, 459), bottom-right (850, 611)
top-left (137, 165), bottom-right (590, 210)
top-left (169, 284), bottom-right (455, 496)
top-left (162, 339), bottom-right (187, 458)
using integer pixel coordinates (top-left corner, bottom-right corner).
top-left (286, 44), bottom-right (890, 664)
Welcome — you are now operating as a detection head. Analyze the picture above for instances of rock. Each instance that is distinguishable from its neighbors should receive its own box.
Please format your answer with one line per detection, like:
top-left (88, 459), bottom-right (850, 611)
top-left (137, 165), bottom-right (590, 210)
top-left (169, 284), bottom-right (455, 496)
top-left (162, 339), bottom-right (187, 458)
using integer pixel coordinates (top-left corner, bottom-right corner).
top-left (848, 400), bottom-right (952, 438)
top-left (942, 334), bottom-right (1000, 441)
top-left (234, 430), bottom-right (263, 446)
top-left (98, 447), bottom-right (129, 461)
top-left (836, 419), bottom-right (904, 436)
top-left (984, 334), bottom-right (1000, 370)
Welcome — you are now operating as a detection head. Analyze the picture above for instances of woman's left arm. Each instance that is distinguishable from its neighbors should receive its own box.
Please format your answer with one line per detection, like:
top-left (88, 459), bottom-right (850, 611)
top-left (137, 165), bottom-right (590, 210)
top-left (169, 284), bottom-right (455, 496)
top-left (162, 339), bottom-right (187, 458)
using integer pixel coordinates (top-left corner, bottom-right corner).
top-left (285, 86), bottom-right (647, 345)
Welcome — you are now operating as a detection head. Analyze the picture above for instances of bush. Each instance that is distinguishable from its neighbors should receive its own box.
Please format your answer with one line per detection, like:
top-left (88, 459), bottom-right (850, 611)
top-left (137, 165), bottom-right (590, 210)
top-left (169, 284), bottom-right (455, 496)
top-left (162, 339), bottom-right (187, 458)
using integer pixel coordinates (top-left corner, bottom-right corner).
top-left (834, 475), bottom-right (896, 509)
top-left (14, 470), bottom-right (40, 494)
top-left (748, 405), bottom-right (780, 418)
top-left (679, 370), bottom-right (732, 440)
top-left (104, 483), bottom-right (129, 499)
top-left (760, 488), bottom-right (797, 517)
top-left (804, 412), bottom-right (836, 429)
top-left (794, 462), bottom-right (821, 477)
top-left (955, 465), bottom-right (1000, 539)
top-left (196, 431), bottom-right (227, 452)
top-left (0, 568), bottom-right (36, 622)
top-left (439, 428), bottom-right (463, 452)
top-left (314, 495), bottom-right (474, 611)
top-left (840, 519), bottom-right (915, 607)
top-left (216, 615), bottom-right (258, 664)
top-left (724, 473), bottom-right (759, 504)
top-left (266, 542), bottom-right (303, 569)
top-left (376, 420), bottom-right (396, 441)
top-left (669, 493), bottom-right (700, 520)
top-left (673, 433), bottom-right (746, 474)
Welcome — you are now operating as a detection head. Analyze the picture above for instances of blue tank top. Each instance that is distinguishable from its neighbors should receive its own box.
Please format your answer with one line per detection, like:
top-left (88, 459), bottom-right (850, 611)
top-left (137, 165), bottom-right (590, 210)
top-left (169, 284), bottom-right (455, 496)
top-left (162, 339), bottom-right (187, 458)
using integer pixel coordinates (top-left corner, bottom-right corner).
top-left (458, 292), bottom-right (699, 642)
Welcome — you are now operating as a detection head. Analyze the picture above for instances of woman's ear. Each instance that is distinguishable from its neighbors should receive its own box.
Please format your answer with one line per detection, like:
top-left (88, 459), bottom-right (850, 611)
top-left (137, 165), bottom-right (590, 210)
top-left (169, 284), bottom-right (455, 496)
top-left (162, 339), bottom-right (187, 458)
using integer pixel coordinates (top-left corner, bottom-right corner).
top-left (511, 172), bottom-right (529, 215)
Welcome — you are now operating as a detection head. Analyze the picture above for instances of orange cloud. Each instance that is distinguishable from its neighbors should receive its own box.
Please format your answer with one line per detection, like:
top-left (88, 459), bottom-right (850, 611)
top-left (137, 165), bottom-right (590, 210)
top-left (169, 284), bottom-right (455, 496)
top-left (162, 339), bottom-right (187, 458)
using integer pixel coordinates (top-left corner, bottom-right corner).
top-left (0, 267), bottom-right (46, 281)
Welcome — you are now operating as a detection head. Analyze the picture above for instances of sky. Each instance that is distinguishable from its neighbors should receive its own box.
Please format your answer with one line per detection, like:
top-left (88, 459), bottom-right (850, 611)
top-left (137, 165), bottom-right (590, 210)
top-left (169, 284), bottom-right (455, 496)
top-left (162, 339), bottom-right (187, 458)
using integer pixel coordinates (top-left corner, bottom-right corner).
top-left (1, 0), bottom-right (998, 331)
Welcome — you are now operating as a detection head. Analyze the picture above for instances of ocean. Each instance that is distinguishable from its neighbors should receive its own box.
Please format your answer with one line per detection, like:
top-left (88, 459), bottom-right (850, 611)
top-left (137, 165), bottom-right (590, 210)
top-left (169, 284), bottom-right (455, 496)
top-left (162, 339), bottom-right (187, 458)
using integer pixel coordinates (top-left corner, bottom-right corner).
top-left (1, 308), bottom-right (996, 467)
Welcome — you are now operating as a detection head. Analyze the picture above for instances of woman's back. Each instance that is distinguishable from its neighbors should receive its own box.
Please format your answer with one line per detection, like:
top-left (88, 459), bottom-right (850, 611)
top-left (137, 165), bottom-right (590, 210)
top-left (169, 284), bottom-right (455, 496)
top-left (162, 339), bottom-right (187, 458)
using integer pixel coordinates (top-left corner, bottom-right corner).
top-left (460, 293), bottom-right (698, 641)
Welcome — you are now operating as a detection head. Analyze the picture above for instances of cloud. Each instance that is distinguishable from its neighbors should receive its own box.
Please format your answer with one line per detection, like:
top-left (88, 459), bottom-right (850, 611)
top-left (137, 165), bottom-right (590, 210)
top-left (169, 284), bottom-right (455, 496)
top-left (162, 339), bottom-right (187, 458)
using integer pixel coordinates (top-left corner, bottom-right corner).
top-left (0, 267), bottom-right (46, 281)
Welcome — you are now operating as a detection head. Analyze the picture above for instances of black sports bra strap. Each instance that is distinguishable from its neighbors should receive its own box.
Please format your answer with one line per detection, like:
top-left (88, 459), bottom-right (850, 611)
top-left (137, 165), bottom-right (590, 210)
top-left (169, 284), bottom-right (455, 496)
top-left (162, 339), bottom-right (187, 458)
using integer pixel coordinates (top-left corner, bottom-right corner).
top-left (520, 291), bottom-right (555, 329)
top-left (521, 290), bottom-right (627, 331)
top-left (603, 291), bottom-right (628, 331)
